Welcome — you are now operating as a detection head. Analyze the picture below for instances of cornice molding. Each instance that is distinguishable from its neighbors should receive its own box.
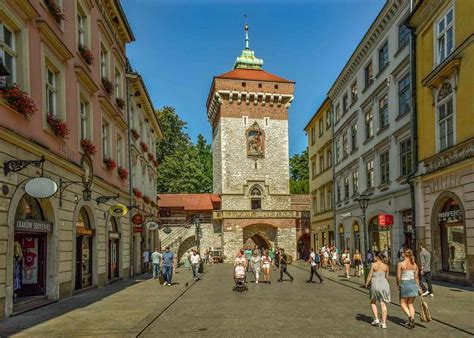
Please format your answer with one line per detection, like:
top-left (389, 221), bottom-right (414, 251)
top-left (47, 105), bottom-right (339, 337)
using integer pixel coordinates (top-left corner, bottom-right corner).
top-left (99, 96), bottom-right (127, 131)
top-left (75, 65), bottom-right (99, 95)
top-left (36, 19), bottom-right (74, 61)
top-left (5, 0), bottom-right (39, 20)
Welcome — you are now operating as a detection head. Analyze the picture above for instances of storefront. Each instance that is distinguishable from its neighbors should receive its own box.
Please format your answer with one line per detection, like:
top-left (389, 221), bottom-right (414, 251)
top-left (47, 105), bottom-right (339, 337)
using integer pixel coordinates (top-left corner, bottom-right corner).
top-left (108, 217), bottom-right (120, 280)
top-left (338, 224), bottom-right (344, 250)
top-left (75, 208), bottom-right (94, 290)
top-left (353, 221), bottom-right (361, 252)
top-left (368, 216), bottom-right (392, 258)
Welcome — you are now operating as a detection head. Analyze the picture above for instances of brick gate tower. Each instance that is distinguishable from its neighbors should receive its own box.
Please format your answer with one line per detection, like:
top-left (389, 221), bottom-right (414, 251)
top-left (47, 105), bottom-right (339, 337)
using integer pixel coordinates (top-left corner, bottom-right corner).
top-left (206, 23), bottom-right (299, 261)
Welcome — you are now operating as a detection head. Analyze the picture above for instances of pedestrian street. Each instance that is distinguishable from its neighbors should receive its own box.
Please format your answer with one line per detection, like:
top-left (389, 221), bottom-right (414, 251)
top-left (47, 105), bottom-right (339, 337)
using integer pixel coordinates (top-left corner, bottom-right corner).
top-left (1, 263), bottom-right (472, 337)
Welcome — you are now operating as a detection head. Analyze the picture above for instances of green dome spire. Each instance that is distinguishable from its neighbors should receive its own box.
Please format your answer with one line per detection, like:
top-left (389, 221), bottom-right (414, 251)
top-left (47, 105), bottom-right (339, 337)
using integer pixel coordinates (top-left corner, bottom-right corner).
top-left (233, 17), bottom-right (264, 70)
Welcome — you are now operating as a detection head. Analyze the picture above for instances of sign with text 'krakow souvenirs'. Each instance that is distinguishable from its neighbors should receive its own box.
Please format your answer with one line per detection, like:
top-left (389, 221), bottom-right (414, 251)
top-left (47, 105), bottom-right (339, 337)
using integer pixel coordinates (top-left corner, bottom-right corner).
top-left (15, 219), bottom-right (52, 233)
top-left (378, 214), bottom-right (394, 227)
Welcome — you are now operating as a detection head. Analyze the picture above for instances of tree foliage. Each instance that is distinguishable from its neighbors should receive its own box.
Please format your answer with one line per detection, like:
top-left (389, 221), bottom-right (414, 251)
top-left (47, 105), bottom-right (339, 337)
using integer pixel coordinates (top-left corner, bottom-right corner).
top-left (289, 148), bottom-right (309, 194)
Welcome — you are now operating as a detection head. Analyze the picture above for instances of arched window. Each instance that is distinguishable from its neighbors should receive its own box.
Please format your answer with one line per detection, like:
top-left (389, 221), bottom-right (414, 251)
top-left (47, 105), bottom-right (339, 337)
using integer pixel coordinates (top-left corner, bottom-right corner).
top-left (77, 208), bottom-right (91, 229)
top-left (15, 194), bottom-right (44, 221)
top-left (438, 198), bottom-right (465, 273)
top-left (110, 216), bottom-right (118, 233)
top-left (250, 186), bottom-right (262, 210)
top-left (437, 82), bottom-right (454, 151)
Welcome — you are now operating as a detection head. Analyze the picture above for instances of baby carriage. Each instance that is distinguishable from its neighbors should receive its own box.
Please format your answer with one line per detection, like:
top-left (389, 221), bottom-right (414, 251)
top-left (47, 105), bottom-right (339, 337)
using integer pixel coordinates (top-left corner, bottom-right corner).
top-left (233, 265), bottom-right (248, 292)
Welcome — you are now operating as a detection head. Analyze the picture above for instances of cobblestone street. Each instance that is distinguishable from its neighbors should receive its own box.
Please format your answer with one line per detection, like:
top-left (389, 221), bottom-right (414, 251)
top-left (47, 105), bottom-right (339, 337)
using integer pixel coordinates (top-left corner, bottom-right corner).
top-left (1, 263), bottom-right (473, 337)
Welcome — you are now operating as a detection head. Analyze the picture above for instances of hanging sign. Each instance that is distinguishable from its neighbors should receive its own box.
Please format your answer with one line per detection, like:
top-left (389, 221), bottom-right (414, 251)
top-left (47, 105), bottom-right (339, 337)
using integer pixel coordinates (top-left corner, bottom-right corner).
top-left (378, 214), bottom-right (394, 227)
top-left (25, 177), bottom-right (58, 199)
top-left (132, 214), bottom-right (144, 225)
top-left (109, 204), bottom-right (128, 217)
top-left (109, 232), bottom-right (120, 239)
top-left (76, 226), bottom-right (94, 236)
top-left (133, 226), bottom-right (143, 233)
top-left (163, 226), bottom-right (172, 234)
top-left (146, 221), bottom-right (159, 231)
top-left (438, 209), bottom-right (462, 223)
top-left (15, 219), bottom-right (52, 233)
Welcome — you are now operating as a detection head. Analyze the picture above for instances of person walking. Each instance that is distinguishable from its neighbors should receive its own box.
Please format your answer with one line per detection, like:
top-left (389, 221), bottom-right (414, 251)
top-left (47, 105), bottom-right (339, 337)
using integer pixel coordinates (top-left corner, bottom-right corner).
top-left (306, 248), bottom-right (323, 284)
top-left (353, 249), bottom-right (362, 277)
top-left (277, 249), bottom-right (293, 282)
top-left (397, 249), bottom-right (421, 329)
top-left (190, 249), bottom-right (201, 281)
top-left (419, 243), bottom-right (434, 297)
top-left (250, 250), bottom-right (262, 284)
top-left (161, 246), bottom-right (176, 286)
top-left (261, 250), bottom-right (272, 284)
top-left (322, 246), bottom-right (329, 269)
top-left (342, 249), bottom-right (351, 278)
top-left (330, 248), bottom-right (338, 272)
top-left (142, 248), bottom-right (150, 273)
top-left (244, 247), bottom-right (253, 272)
top-left (274, 247), bottom-right (280, 270)
top-left (151, 248), bottom-right (162, 279)
top-left (183, 250), bottom-right (191, 270)
top-left (365, 251), bottom-right (391, 329)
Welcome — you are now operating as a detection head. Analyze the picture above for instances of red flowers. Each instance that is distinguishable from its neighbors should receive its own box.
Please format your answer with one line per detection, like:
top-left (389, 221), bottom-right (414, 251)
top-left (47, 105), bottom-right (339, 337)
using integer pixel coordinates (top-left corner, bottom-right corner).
top-left (147, 153), bottom-right (155, 161)
top-left (104, 157), bottom-right (117, 171)
top-left (80, 138), bottom-right (97, 156)
top-left (153, 160), bottom-right (159, 168)
top-left (78, 44), bottom-right (94, 65)
top-left (45, 0), bottom-right (66, 23)
top-left (143, 195), bottom-right (151, 205)
top-left (1, 84), bottom-right (37, 119)
top-left (116, 98), bottom-right (125, 109)
top-left (117, 166), bottom-right (128, 180)
top-left (47, 114), bottom-right (70, 138)
top-left (133, 188), bottom-right (142, 199)
top-left (140, 142), bottom-right (149, 152)
top-left (101, 78), bottom-right (113, 96)
top-left (131, 129), bottom-right (140, 140)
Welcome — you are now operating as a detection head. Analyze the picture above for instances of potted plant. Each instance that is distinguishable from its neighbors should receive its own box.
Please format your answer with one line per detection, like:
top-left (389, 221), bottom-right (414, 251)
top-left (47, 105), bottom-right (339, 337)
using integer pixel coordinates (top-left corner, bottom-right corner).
top-left (140, 142), bottom-right (148, 152)
top-left (80, 138), bottom-right (97, 156)
top-left (45, 0), bottom-right (65, 23)
top-left (117, 166), bottom-right (128, 180)
top-left (78, 44), bottom-right (94, 65)
top-left (133, 188), bottom-right (142, 199)
top-left (101, 77), bottom-right (113, 96)
top-left (115, 97), bottom-right (125, 109)
top-left (143, 195), bottom-right (151, 205)
top-left (104, 157), bottom-right (116, 171)
top-left (130, 129), bottom-right (140, 140)
top-left (47, 114), bottom-right (70, 138)
top-left (0, 84), bottom-right (37, 119)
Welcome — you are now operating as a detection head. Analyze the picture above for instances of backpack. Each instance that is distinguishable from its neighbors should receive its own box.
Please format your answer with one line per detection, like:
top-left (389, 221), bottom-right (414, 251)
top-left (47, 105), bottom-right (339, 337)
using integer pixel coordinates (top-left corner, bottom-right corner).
top-left (313, 253), bottom-right (320, 263)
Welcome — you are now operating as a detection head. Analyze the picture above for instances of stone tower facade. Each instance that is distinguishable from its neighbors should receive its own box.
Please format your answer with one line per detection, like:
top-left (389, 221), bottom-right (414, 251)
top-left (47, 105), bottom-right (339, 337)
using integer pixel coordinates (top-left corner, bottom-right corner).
top-left (207, 23), bottom-right (299, 261)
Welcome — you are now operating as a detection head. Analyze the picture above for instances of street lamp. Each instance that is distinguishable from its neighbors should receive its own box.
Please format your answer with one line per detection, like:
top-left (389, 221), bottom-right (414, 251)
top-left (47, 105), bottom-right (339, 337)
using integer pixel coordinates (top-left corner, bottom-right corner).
top-left (194, 214), bottom-right (204, 273)
top-left (354, 192), bottom-right (370, 265)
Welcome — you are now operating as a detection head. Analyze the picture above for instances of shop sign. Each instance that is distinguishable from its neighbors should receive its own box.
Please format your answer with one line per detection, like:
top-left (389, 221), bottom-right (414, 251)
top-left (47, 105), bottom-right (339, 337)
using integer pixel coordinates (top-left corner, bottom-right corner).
top-left (132, 214), bottom-right (144, 225)
top-left (402, 210), bottom-right (413, 233)
top-left (438, 210), bottom-right (462, 223)
top-left (15, 219), bottom-right (52, 233)
top-left (109, 232), bottom-right (120, 239)
top-left (133, 226), bottom-right (143, 233)
top-left (76, 226), bottom-right (94, 236)
top-left (378, 214), bottom-right (393, 227)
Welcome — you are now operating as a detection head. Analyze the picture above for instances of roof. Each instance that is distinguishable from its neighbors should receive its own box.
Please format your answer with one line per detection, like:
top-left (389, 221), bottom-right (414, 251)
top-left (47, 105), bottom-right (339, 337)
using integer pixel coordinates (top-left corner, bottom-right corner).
top-left (158, 194), bottom-right (221, 211)
top-left (216, 69), bottom-right (293, 83)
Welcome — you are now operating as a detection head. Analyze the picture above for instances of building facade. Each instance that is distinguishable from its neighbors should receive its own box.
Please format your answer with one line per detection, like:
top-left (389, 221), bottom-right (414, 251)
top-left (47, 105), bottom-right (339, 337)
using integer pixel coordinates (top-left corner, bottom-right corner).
top-left (207, 24), bottom-right (301, 261)
top-left (304, 98), bottom-right (334, 249)
top-left (409, 0), bottom-right (474, 285)
top-left (0, 0), bottom-right (157, 318)
top-left (329, 0), bottom-right (413, 265)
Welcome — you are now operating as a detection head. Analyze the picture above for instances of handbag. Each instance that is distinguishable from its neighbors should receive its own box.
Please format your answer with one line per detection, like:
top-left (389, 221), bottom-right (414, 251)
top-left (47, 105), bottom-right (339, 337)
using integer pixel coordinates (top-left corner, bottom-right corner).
top-left (419, 298), bottom-right (432, 322)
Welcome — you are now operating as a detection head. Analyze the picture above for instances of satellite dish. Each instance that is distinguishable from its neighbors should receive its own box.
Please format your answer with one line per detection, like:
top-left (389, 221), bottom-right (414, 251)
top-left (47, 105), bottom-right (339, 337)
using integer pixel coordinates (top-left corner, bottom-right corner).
top-left (108, 204), bottom-right (128, 217)
top-left (146, 221), bottom-right (159, 231)
top-left (25, 177), bottom-right (58, 199)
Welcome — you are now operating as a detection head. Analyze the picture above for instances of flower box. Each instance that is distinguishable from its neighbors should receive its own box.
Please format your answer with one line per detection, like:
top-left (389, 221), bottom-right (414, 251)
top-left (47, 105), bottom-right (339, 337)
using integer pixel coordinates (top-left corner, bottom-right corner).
top-left (116, 98), bottom-right (125, 110)
top-left (0, 84), bottom-right (37, 119)
top-left (153, 160), bottom-right (159, 168)
top-left (101, 77), bottom-right (113, 96)
top-left (47, 114), bottom-right (70, 138)
top-left (45, 0), bottom-right (65, 23)
top-left (131, 129), bottom-right (140, 140)
top-left (78, 44), bottom-right (94, 65)
top-left (133, 188), bottom-right (142, 199)
top-left (140, 142), bottom-right (149, 152)
top-left (104, 157), bottom-right (117, 171)
top-left (143, 196), bottom-right (151, 205)
top-left (147, 153), bottom-right (155, 161)
top-left (80, 138), bottom-right (97, 156)
top-left (117, 166), bottom-right (128, 180)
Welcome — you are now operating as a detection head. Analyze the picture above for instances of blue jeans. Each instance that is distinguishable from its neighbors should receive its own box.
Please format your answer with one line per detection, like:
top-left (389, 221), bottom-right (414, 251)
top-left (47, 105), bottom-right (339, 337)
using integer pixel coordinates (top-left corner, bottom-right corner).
top-left (192, 263), bottom-right (200, 279)
top-left (152, 263), bottom-right (160, 279)
top-left (162, 265), bottom-right (173, 284)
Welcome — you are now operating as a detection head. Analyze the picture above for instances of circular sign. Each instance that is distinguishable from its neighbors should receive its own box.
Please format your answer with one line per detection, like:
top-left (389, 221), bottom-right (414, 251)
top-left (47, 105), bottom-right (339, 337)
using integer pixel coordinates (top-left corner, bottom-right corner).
top-left (146, 221), bottom-right (159, 231)
top-left (25, 177), bottom-right (58, 199)
top-left (108, 204), bottom-right (128, 217)
top-left (163, 227), bottom-right (172, 234)
top-left (132, 214), bottom-right (144, 225)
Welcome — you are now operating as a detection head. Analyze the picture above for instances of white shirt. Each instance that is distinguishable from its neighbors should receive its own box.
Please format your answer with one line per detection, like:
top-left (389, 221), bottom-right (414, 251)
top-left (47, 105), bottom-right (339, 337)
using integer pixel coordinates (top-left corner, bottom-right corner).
top-left (310, 252), bottom-right (318, 267)
top-left (151, 251), bottom-right (161, 264)
top-left (143, 251), bottom-right (150, 262)
top-left (190, 253), bottom-right (200, 264)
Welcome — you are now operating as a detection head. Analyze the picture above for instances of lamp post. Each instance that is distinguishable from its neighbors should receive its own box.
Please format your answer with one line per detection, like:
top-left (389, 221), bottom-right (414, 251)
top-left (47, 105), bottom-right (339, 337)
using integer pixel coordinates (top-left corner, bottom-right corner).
top-left (194, 215), bottom-right (203, 273)
top-left (354, 192), bottom-right (370, 264)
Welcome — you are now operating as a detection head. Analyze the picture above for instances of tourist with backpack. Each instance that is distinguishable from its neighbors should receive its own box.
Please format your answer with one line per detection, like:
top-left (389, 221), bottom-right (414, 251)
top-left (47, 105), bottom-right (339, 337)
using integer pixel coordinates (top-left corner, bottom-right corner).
top-left (306, 248), bottom-right (323, 283)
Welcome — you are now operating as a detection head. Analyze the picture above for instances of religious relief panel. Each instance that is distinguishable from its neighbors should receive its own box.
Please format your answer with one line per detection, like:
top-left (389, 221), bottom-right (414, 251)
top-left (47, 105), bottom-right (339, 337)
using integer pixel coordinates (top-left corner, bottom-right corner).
top-left (246, 121), bottom-right (265, 158)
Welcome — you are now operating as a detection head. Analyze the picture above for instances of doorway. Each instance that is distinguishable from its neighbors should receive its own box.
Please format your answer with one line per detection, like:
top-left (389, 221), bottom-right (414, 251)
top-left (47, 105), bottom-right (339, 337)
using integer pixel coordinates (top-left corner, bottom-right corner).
top-left (75, 208), bottom-right (94, 290)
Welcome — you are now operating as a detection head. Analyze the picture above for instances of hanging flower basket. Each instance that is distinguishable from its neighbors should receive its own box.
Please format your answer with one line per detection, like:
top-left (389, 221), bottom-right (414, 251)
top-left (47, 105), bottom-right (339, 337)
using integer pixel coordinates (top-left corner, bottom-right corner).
top-left (78, 44), bottom-right (94, 65)
top-left (131, 129), bottom-right (140, 140)
top-left (104, 157), bottom-right (117, 171)
top-left (45, 0), bottom-right (66, 23)
top-left (115, 98), bottom-right (125, 109)
top-left (133, 188), bottom-right (142, 199)
top-left (0, 84), bottom-right (37, 119)
top-left (80, 138), bottom-right (97, 156)
top-left (143, 195), bottom-right (151, 205)
top-left (140, 142), bottom-right (149, 152)
top-left (117, 166), bottom-right (128, 180)
top-left (101, 77), bottom-right (113, 96)
top-left (147, 153), bottom-right (155, 162)
top-left (47, 114), bottom-right (70, 138)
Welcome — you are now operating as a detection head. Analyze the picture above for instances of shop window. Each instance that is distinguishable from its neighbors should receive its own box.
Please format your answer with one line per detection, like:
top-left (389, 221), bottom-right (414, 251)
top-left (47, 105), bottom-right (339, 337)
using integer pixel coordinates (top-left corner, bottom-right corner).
top-left (438, 198), bottom-right (465, 273)
top-left (369, 216), bottom-right (391, 259)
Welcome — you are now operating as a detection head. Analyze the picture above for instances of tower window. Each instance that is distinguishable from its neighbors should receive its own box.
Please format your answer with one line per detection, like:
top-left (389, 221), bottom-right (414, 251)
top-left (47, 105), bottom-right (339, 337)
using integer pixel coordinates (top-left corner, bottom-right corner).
top-left (264, 117), bottom-right (269, 126)
top-left (274, 84), bottom-right (278, 89)
top-left (251, 199), bottom-right (261, 210)
top-left (242, 82), bottom-right (246, 87)
top-left (258, 83), bottom-right (262, 88)
top-left (254, 162), bottom-right (258, 169)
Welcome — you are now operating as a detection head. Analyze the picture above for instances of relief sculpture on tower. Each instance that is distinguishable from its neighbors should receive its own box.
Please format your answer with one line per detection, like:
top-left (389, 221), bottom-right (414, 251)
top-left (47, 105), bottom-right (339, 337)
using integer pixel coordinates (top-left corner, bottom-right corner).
top-left (246, 121), bottom-right (265, 158)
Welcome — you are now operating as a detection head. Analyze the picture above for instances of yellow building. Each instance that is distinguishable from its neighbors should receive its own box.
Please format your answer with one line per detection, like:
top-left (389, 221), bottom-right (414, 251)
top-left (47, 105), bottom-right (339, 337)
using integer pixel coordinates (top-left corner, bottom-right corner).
top-left (304, 98), bottom-right (334, 249)
top-left (409, 0), bottom-right (474, 285)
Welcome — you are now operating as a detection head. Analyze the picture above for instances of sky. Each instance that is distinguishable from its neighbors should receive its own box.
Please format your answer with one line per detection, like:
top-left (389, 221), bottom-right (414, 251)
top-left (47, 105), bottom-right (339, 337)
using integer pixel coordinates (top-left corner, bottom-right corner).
top-left (122, 0), bottom-right (385, 155)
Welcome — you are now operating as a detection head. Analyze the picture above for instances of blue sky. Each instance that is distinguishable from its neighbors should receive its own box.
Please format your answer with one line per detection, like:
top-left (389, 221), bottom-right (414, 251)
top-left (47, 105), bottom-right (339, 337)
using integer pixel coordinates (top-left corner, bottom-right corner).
top-left (122, 0), bottom-right (385, 155)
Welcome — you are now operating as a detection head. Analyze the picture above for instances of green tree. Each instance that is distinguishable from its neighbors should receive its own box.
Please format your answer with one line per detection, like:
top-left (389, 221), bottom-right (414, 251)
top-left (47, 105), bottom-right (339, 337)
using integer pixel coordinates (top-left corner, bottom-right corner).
top-left (289, 148), bottom-right (309, 194)
top-left (155, 106), bottom-right (190, 163)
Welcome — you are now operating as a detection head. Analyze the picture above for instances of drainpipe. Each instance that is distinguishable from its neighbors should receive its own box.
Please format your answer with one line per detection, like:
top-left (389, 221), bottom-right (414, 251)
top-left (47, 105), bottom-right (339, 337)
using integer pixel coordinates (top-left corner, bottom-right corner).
top-left (328, 97), bottom-right (337, 247)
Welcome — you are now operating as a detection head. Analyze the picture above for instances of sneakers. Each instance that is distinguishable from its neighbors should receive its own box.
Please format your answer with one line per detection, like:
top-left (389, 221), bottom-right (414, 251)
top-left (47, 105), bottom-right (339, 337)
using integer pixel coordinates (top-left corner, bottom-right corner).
top-left (429, 293), bottom-right (434, 297)
top-left (163, 282), bottom-right (168, 286)
top-left (421, 291), bottom-right (430, 297)
top-left (255, 281), bottom-right (259, 284)
top-left (380, 322), bottom-right (387, 329)
top-left (408, 317), bottom-right (415, 329)
top-left (168, 283), bottom-right (171, 287)
top-left (371, 319), bottom-right (380, 326)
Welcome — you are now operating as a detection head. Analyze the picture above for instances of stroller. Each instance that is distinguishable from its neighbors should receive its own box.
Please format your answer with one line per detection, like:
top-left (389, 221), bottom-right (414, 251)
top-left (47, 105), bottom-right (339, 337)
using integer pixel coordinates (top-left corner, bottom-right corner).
top-left (233, 265), bottom-right (248, 292)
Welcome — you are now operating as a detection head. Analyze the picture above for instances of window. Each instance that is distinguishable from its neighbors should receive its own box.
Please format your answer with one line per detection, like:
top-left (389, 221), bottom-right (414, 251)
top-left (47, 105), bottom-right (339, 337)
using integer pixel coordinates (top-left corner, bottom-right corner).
top-left (398, 73), bottom-right (411, 116)
top-left (311, 127), bottom-right (316, 145)
top-left (342, 133), bottom-right (348, 158)
top-left (342, 93), bottom-right (348, 114)
top-left (102, 120), bottom-right (110, 159)
top-left (327, 188), bottom-right (332, 209)
top-left (320, 191), bottom-right (325, 211)
top-left (77, 9), bottom-right (87, 45)
top-left (344, 176), bottom-right (349, 199)
top-left (351, 124), bottom-right (357, 152)
top-left (117, 136), bottom-right (123, 167)
top-left (251, 199), bottom-right (261, 210)
top-left (326, 110), bottom-right (331, 129)
top-left (258, 83), bottom-right (262, 88)
top-left (319, 155), bottom-right (324, 173)
top-left (437, 7), bottom-right (454, 64)
top-left (319, 119), bottom-right (323, 136)
top-left (364, 61), bottom-right (373, 88)
top-left (274, 84), bottom-right (278, 89)
top-left (264, 117), bottom-right (269, 126)
top-left (243, 116), bottom-right (248, 126)
top-left (0, 23), bottom-right (17, 85)
top-left (327, 150), bottom-right (332, 168)
top-left (365, 110), bottom-right (374, 139)
top-left (114, 68), bottom-right (122, 98)
top-left (351, 82), bottom-right (358, 103)
top-left (46, 67), bottom-right (57, 116)
top-left (400, 139), bottom-right (412, 177)
top-left (311, 160), bottom-right (316, 179)
top-left (379, 94), bottom-right (389, 129)
top-left (352, 171), bottom-right (359, 195)
top-left (336, 181), bottom-right (341, 203)
top-left (100, 46), bottom-right (108, 78)
top-left (241, 82), bottom-right (246, 87)
top-left (312, 196), bottom-right (317, 215)
top-left (378, 41), bottom-right (389, 71)
top-left (399, 23), bottom-right (410, 49)
top-left (335, 103), bottom-right (341, 123)
top-left (366, 159), bottom-right (374, 189)
top-left (437, 83), bottom-right (454, 151)
top-left (79, 99), bottom-right (90, 140)
top-left (380, 151), bottom-right (390, 185)
top-left (335, 138), bottom-right (340, 164)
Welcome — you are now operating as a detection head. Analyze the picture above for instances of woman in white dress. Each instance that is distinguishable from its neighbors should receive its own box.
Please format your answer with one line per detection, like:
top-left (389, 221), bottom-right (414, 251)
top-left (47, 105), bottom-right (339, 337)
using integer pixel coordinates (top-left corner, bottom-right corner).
top-left (261, 250), bottom-right (272, 284)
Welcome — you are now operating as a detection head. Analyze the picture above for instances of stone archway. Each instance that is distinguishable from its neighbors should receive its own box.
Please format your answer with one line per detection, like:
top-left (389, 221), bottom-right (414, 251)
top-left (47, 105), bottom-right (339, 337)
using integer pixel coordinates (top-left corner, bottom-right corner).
top-left (242, 224), bottom-right (277, 250)
top-left (177, 236), bottom-right (197, 264)
top-left (297, 233), bottom-right (310, 260)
